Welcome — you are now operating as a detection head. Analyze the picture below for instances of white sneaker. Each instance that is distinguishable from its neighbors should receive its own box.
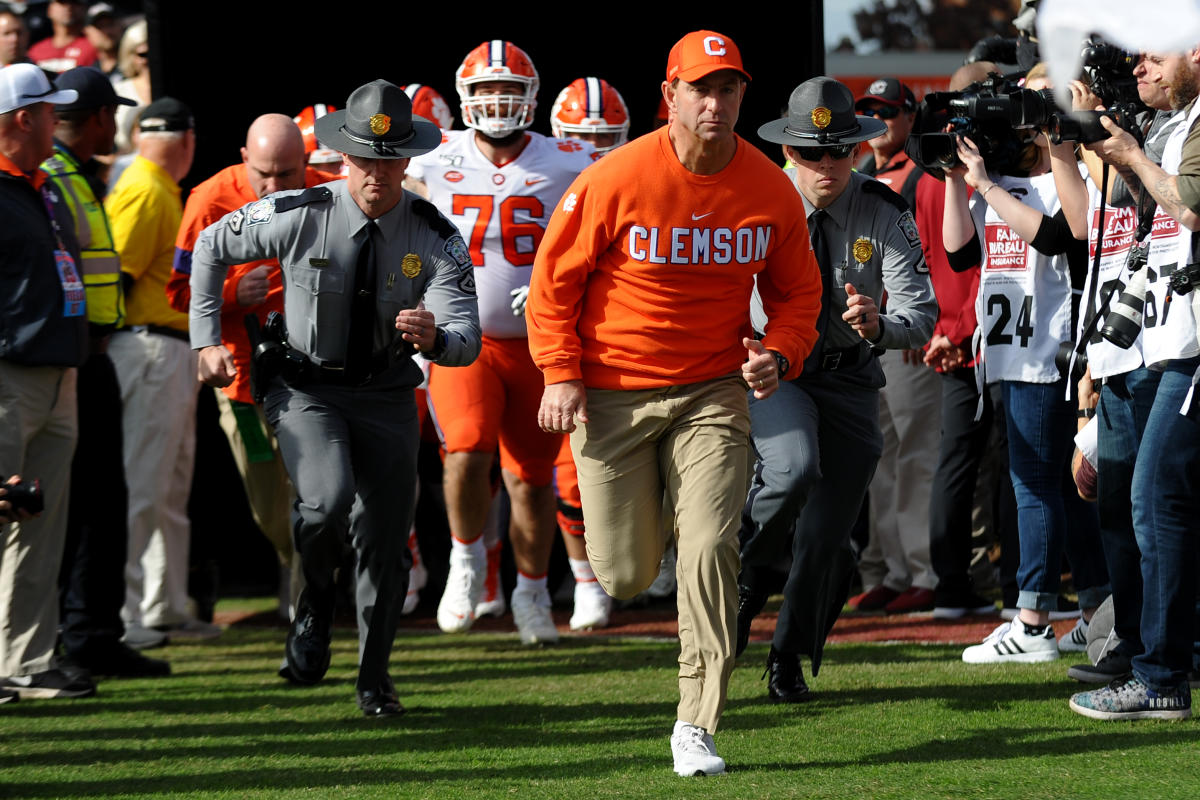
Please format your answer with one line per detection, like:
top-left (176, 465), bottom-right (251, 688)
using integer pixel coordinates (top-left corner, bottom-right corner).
top-left (121, 622), bottom-right (168, 650)
top-left (1058, 616), bottom-right (1088, 653)
top-left (962, 620), bottom-right (1059, 664)
top-left (670, 720), bottom-right (726, 777)
top-left (646, 548), bottom-right (677, 599)
top-left (402, 560), bottom-right (427, 616)
top-left (437, 547), bottom-right (484, 633)
top-left (569, 581), bottom-right (613, 631)
top-left (474, 542), bottom-right (507, 618)
top-left (511, 586), bottom-right (559, 645)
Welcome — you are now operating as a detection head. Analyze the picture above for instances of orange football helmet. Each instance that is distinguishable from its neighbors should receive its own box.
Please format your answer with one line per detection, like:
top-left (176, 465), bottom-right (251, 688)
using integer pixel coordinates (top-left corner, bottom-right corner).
top-left (455, 40), bottom-right (539, 138)
top-left (292, 103), bottom-right (341, 164)
top-left (403, 84), bottom-right (454, 131)
top-left (550, 77), bottom-right (630, 154)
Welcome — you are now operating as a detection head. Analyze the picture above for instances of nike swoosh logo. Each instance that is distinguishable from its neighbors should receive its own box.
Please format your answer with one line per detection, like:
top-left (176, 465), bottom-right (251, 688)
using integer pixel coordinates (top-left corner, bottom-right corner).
top-left (692, 212), bottom-right (714, 220)
top-left (525, 178), bottom-right (546, 186)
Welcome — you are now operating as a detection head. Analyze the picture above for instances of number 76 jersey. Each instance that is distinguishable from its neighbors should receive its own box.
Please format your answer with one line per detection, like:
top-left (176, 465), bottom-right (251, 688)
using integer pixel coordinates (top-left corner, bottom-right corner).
top-left (407, 129), bottom-right (596, 338)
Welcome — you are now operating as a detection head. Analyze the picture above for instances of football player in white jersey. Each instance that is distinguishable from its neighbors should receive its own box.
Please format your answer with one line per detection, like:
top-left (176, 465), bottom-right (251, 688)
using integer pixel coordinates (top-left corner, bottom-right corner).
top-left (405, 40), bottom-right (596, 644)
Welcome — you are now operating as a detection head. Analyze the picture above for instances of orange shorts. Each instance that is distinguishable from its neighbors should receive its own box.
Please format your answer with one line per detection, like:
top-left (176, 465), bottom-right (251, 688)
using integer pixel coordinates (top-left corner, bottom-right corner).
top-left (428, 335), bottom-right (561, 485)
top-left (554, 435), bottom-right (581, 507)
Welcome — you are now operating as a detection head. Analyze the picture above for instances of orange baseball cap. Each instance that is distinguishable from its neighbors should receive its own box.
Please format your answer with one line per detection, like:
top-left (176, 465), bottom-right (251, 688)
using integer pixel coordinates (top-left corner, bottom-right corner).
top-left (665, 30), bottom-right (751, 84)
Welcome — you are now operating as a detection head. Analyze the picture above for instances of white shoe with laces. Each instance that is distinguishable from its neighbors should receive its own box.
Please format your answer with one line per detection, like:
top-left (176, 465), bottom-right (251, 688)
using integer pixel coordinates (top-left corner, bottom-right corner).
top-left (437, 547), bottom-right (484, 633)
top-left (569, 581), bottom-right (612, 631)
top-left (1058, 616), bottom-right (1089, 653)
top-left (511, 586), bottom-right (559, 644)
top-left (670, 720), bottom-right (726, 776)
top-left (962, 620), bottom-right (1059, 664)
top-left (402, 560), bottom-right (427, 616)
top-left (474, 541), bottom-right (507, 618)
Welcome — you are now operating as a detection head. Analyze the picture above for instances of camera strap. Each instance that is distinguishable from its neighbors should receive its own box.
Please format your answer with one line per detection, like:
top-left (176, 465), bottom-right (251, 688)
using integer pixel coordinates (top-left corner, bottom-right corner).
top-left (1067, 161), bottom-right (1115, 391)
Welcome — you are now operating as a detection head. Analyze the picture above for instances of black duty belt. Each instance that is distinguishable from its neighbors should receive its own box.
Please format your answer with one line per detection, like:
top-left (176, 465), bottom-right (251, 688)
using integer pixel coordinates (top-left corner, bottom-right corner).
top-left (819, 343), bottom-right (868, 372)
top-left (292, 343), bottom-right (408, 387)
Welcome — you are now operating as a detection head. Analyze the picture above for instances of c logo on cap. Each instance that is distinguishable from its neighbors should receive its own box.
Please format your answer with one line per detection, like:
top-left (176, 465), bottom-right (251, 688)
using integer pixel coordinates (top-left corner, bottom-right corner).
top-left (703, 36), bottom-right (726, 56)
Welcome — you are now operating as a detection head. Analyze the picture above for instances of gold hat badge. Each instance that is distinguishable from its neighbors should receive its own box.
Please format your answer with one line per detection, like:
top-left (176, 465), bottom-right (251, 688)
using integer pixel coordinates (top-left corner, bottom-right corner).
top-left (401, 253), bottom-right (422, 278)
top-left (811, 106), bottom-right (832, 129)
top-left (370, 113), bottom-right (392, 135)
top-left (853, 237), bottom-right (873, 263)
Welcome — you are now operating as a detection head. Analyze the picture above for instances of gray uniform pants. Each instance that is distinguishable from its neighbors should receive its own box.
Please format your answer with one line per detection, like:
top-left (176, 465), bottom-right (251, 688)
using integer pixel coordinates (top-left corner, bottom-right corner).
top-left (740, 365), bottom-right (883, 674)
top-left (263, 367), bottom-right (418, 691)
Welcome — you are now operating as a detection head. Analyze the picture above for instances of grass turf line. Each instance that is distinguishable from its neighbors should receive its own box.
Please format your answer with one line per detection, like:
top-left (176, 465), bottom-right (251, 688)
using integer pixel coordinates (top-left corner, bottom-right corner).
top-left (1, 628), bottom-right (1197, 799)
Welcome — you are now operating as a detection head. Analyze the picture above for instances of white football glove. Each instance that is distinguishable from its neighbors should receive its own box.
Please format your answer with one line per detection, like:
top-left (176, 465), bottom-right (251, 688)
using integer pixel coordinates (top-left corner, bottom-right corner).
top-left (510, 284), bottom-right (530, 317)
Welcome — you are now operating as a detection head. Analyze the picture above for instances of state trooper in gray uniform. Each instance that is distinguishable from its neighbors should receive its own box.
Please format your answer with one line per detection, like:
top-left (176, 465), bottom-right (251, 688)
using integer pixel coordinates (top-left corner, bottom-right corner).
top-left (738, 77), bottom-right (937, 702)
top-left (189, 80), bottom-right (481, 717)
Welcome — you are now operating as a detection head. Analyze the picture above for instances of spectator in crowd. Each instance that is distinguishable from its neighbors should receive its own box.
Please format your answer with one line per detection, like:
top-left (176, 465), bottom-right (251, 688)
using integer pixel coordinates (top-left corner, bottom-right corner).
top-left (0, 62), bottom-right (93, 700)
top-left (82, 3), bottom-right (121, 80)
top-left (738, 77), bottom-right (937, 702)
top-left (42, 66), bottom-right (169, 676)
top-left (0, 8), bottom-right (29, 67)
top-left (106, 96), bottom-right (217, 643)
top-left (27, 0), bottom-right (96, 73)
top-left (165, 113), bottom-right (341, 618)
top-left (529, 30), bottom-right (821, 775)
top-left (110, 17), bottom-right (146, 156)
top-left (850, 76), bottom-right (943, 614)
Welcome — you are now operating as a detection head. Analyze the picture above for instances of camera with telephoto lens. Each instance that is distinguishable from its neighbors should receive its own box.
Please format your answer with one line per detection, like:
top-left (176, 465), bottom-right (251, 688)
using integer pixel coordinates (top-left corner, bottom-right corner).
top-left (0, 476), bottom-right (44, 516)
top-left (1101, 266), bottom-right (1150, 349)
top-left (1047, 38), bottom-right (1147, 145)
top-left (910, 73), bottom-right (1058, 177)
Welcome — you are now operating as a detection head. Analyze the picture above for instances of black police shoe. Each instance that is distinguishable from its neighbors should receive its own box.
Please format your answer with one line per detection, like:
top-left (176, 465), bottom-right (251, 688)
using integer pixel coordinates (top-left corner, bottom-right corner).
top-left (74, 642), bottom-right (170, 678)
top-left (357, 675), bottom-right (405, 718)
top-left (284, 589), bottom-right (333, 685)
top-left (736, 585), bottom-right (769, 658)
top-left (763, 646), bottom-right (811, 703)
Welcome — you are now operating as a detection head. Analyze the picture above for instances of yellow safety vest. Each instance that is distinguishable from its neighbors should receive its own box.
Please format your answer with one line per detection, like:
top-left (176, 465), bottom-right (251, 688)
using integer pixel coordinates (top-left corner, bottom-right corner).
top-left (41, 145), bottom-right (126, 330)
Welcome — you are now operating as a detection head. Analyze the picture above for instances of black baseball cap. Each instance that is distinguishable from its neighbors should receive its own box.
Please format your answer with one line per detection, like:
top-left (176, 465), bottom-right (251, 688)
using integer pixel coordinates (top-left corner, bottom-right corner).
top-left (137, 96), bottom-right (194, 132)
top-left (855, 77), bottom-right (916, 112)
top-left (54, 67), bottom-right (136, 111)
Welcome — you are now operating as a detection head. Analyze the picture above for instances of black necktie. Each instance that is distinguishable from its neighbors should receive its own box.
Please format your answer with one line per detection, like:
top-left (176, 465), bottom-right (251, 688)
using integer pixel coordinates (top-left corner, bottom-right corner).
top-left (346, 220), bottom-right (378, 382)
top-left (802, 209), bottom-right (833, 375)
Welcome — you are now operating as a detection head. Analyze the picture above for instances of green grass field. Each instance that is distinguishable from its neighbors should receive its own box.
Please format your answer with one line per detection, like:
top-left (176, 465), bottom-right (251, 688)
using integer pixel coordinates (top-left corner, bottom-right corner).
top-left (2, 612), bottom-right (1198, 799)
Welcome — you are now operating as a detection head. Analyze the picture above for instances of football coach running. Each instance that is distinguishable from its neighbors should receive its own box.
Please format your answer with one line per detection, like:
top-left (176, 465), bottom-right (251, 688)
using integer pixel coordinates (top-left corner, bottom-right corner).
top-left (188, 80), bottom-right (481, 717)
top-left (527, 30), bottom-right (821, 776)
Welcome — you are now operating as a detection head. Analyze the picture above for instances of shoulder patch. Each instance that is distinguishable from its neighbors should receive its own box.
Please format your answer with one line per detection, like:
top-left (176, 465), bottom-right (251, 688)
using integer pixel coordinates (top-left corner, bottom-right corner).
top-left (443, 234), bottom-right (472, 270)
top-left (227, 208), bottom-right (245, 235)
top-left (456, 271), bottom-right (476, 295)
top-left (862, 178), bottom-right (910, 213)
top-left (412, 197), bottom-right (458, 239)
top-left (273, 186), bottom-right (333, 214)
top-left (245, 198), bottom-right (275, 227)
top-left (894, 210), bottom-right (922, 249)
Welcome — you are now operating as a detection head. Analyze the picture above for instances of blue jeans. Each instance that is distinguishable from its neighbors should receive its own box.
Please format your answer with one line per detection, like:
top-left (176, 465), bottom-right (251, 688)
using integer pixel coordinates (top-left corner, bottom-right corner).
top-left (1096, 367), bottom-right (1161, 656)
top-left (1131, 357), bottom-right (1200, 691)
top-left (1002, 380), bottom-right (1109, 612)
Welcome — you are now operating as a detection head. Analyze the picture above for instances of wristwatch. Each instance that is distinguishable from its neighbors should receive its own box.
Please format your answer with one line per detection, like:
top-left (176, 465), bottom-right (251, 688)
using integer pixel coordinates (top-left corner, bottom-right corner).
top-left (771, 350), bottom-right (789, 379)
top-left (1077, 407), bottom-right (1095, 419)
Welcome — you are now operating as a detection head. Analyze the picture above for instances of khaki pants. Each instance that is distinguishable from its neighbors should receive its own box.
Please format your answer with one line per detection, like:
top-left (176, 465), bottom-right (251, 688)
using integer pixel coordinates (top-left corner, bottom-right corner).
top-left (571, 375), bottom-right (749, 733)
top-left (0, 362), bottom-right (77, 675)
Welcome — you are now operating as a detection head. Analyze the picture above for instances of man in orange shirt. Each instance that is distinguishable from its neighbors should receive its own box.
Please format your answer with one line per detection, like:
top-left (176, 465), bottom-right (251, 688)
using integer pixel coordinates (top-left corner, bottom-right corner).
top-left (527, 30), bottom-right (821, 777)
top-left (167, 114), bottom-right (335, 616)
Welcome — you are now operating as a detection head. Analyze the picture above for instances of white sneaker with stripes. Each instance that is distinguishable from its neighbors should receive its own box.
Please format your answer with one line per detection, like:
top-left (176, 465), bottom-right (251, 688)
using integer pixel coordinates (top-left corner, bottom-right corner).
top-left (1057, 617), bottom-right (1089, 653)
top-left (962, 620), bottom-right (1059, 664)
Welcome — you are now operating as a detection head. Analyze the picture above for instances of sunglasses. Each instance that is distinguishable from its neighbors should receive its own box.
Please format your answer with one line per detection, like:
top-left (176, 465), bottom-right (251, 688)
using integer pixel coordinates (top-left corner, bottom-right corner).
top-left (791, 144), bottom-right (856, 162)
top-left (859, 105), bottom-right (902, 120)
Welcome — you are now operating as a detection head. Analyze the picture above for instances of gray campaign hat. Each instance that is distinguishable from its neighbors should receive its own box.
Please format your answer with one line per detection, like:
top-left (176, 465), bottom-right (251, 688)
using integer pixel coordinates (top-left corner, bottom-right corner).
top-left (315, 79), bottom-right (442, 160)
top-left (758, 76), bottom-right (887, 146)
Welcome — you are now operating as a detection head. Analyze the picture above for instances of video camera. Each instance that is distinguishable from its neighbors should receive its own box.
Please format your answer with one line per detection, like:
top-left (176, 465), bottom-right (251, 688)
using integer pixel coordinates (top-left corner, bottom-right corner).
top-left (909, 72), bottom-right (1055, 177)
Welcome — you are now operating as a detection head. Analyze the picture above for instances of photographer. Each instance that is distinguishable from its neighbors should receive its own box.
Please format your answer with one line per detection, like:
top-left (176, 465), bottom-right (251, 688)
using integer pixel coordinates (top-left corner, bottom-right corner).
top-left (1068, 47), bottom-right (1200, 721)
top-left (942, 65), bottom-right (1110, 666)
top-left (1051, 51), bottom-right (1199, 688)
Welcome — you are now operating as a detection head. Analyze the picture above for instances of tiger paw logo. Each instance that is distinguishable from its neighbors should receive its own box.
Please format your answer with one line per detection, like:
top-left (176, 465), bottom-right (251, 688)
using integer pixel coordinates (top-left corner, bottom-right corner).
top-left (811, 107), bottom-right (832, 129)
top-left (369, 114), bottom-right (391, 135)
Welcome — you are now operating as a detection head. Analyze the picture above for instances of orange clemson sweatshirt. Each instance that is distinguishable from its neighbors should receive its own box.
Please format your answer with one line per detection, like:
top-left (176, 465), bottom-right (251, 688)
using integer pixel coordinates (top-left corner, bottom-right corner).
top-left (527, 126), bottom-right (821, 390)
